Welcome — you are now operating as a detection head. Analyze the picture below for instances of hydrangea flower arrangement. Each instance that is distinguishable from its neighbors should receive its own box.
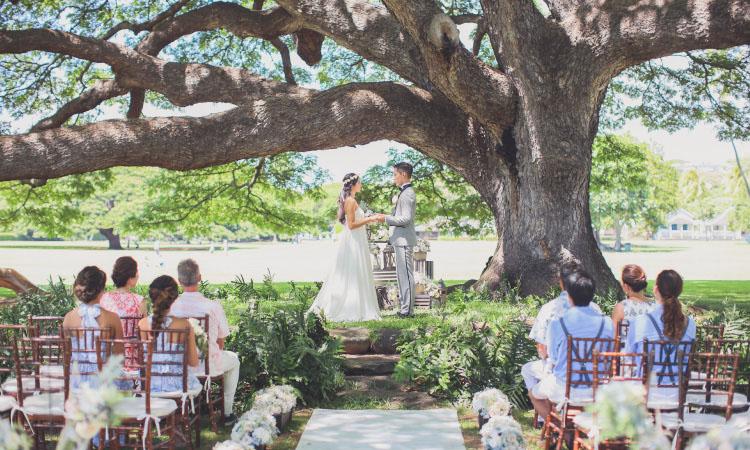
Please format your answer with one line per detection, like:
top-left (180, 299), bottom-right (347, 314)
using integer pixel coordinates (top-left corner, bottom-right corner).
top-left (415, 238), bottom-right (431, 253)
top-left (252, 385), bottom-right (298, 416)
top-left (586, 381), bottom-right (654, 442)
top-left (480, 416), bottom-right (526, 450)
top-left (0, 422), bottom-right (30, 450)
top-left (213, 441), bottom-right (249, 450)
top-left (414, 273), bottom-right (442, 298)
top-left (230, 410), bottom-right (279, 449)
top-left (686, 416), bottom-right (750, 450)
top-left (472, 388), bottom-right (512, 419)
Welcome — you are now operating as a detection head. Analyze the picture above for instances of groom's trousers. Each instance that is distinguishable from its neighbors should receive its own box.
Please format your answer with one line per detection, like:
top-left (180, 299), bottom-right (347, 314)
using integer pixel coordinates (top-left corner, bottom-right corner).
top-left (394, 245), bottom-right (415, 315)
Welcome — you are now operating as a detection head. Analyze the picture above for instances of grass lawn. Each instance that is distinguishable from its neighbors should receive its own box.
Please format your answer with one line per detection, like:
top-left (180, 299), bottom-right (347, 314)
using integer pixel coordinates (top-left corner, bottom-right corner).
top-left (682, 280), bottom-right (750, 311)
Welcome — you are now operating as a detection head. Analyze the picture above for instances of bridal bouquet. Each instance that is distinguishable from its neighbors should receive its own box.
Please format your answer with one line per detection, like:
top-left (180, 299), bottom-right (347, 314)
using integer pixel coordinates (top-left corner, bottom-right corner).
top-left (0, 422), bottom-right (30, 450)
top-left (230, 409), bottom-right (279, 449)
top-left (188, 318), bottom-right (208, 357)
top-left (252, 385), bottom-right (298, 416)
top-left (472, 388), bottom-right (512, 419)
top-left (480, 416), bottom-right (526, 450)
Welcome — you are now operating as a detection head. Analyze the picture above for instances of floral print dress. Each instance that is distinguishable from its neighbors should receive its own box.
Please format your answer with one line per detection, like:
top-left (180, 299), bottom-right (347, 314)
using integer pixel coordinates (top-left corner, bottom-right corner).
top-left (100, 290), bottom-right (144, 369)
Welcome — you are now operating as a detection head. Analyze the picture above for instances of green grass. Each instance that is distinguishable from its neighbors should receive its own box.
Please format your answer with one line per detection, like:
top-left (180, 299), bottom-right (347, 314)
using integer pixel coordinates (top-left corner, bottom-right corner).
top-left (682, 280), bottom-right (750, 311)
top-left (0, 288), bottom-right (14, 298)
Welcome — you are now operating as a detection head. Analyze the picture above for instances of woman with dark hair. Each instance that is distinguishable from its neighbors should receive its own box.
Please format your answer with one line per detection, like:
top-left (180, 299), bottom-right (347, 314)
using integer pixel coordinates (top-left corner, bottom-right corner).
top-left (138, 276), bottom-right (200, 394)
top-left (308, 173), bottom-right (382, 322)
top-left (611, 264), bottom-right (654, 333)
top-left (62, 266), bottom-right (124, 388)
top-left (101, 256), bottom-right (147, 318)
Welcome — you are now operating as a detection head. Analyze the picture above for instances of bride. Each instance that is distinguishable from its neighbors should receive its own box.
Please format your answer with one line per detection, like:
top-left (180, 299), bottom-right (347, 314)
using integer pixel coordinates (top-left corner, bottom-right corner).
top-left (309, 173), bottom-right (382, 322)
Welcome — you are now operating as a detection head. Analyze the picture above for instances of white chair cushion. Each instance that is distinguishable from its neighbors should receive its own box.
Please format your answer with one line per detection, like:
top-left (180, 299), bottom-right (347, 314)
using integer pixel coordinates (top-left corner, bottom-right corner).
top-left (647, 387), bottom-right (679, 410)
top-left (40, 365), bottom-right (64, 377)
top-left (19, 392), bottom-right (65, 416)
top-left (659, 412), bottom-right (727, 433)
top-left (573, 412), bottom-right (594, 430)
top-left (152, 386), bottom-right (203, 400)
top-left (687, 392), bottom-right (748, 408)
top-left (2, 376), bottom-right (65, 394)
top-left (114, 397), bottom-right (178, 419)
top-left (0, 395), bottom-right (16, 413)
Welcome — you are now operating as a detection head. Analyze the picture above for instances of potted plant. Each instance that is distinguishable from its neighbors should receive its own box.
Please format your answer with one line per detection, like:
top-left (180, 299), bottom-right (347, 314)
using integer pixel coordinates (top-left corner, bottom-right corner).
top-left (472, 388), bottom-right (511, 429)
top-left (251, 385), bottom-right (298, 432)
top-left (230, 410), bottom-right (279, 450)
top-left (413, 238), bottom-right (430, 260)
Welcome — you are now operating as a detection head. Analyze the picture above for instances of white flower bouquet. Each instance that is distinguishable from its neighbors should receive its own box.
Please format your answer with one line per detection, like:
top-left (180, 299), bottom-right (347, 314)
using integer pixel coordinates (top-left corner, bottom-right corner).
top-left (415, 238), bottom-right (431, 253)
top-left (586, 381), bottom-right (654, 442)
top-left (480, 416), bottom-right (526, 450)
top-left (0, 422), bottom-right (30, 450)
top-left (231, 410), bottom-right (279, 449)
top-left (188, 318), bottom-right (209, 357)
top-left (252, 385), bottom-right (298, 416)
top-left (369, 243), bottom-right (381, 255)
top-left (387, 284), bottom-right (400, 303)
top-left (472, 388), bottom-right (512, 419)
top-left (213, 441), bottom-right (249, 450)
top-left (687, 416), bottom-right (750, 450)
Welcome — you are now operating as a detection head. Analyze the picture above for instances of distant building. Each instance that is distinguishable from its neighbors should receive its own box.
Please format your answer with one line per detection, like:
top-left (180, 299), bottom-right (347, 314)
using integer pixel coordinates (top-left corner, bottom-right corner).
top-left (656, 208), bottom-right (742, 240)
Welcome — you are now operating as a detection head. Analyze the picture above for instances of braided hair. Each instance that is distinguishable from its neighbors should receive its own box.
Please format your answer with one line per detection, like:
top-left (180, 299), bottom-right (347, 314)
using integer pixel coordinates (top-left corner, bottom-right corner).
top-left (656, 269), bottom-right (686, 340)
top-left (74, 266), bottom-right (107, 304)
top-left (149, 275), bottom-right (179, 331)
top-left (337, 173), bottom-right (360, 225)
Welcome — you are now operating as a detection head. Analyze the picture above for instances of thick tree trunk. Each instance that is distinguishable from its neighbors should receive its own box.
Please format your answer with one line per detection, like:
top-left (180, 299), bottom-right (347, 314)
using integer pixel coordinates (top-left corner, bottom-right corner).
top-left (614, 219), bottom-right (623, 252)
top-left (0, 268), bottom-right (39, 294)
top-left (99, 228), bottom-right (123, 250)
top-left (474, 85), bottom-right (621, 297)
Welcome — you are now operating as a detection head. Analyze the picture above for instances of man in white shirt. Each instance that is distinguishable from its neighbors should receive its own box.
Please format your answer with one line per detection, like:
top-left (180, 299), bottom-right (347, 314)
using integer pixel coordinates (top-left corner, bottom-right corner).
top-left (521, 261), bottom-right (602, 401)
top-left (170, 259), bottom-right (241, 423)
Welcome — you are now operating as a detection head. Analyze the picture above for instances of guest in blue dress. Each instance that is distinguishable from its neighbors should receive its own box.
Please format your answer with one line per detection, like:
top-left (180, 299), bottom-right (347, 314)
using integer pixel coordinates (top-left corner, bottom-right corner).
top-left (62, 266), bottom-right (125, 390)
top-left (138, 275), bottom-right (201, 394)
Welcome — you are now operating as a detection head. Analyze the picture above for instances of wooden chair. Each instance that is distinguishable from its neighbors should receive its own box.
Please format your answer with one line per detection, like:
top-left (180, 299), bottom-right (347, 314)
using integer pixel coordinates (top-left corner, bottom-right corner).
top-left (28, 315), bottom-right (64, 339)
top-left (658, 352), bottom-right (739, 450)
top-left (706, 339), bottom-right (750, 402)
top-left (0, 325), bottom-right (29, 418)
top-left (10, 336), bottom-right (70, 449)
top-left (141, 327), bottom-right (202, 449)
top-left (97, 337), bottom-right (179, 450)
top-left (642, 339), bottom-right (695, 412)
top-left (2, 332), bottom-right (66, 400)
top-left (542, 336), bottom-right (617, 450)
top-left (188, 314), bottom-right (224, 432)
top-left (64, 327), bottom-right (114, 391)
top-left (572, 351), bottom-right (649, 450)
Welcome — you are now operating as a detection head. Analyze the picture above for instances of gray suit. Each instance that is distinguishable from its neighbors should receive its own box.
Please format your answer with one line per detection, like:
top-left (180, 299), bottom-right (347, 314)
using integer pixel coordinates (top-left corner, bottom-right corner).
top-left (386, 185), bottom-right (417, 315)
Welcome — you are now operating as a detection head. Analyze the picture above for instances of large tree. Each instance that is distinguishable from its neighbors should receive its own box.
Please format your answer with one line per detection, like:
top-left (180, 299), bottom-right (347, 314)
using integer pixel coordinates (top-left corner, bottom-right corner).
top-left (1, 0), bottom-right (748, 295)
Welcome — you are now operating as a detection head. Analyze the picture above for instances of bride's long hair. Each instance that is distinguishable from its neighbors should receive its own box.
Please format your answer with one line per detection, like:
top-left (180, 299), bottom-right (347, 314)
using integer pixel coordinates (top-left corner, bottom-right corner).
top-left (337, 173), bottom-right (360, 225)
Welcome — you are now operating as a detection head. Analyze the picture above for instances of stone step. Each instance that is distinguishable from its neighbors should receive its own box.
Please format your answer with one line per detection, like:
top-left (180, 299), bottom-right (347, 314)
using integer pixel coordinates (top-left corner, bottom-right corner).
top-left (342, 354), bottom-right (400, 376)
top-left (329, 327), bottom-right (402, 355)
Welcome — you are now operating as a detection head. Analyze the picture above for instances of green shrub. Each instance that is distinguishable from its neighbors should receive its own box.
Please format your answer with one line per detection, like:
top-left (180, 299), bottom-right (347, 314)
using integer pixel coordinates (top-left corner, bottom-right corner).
top-left (0, 278), bottom-right (76, 324)
top-left (227, 296), bottom-right (344, 408)
top-left (394, 306), bottom-right (536, 407)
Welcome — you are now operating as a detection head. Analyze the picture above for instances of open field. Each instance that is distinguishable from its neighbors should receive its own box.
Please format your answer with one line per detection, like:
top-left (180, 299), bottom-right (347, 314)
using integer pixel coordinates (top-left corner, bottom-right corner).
top-left (1, 239), bottom-right (748, 285)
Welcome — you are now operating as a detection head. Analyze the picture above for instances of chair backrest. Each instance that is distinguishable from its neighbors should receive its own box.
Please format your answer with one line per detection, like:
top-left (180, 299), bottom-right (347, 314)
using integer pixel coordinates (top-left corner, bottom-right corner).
top-left (678, 352), bottom-right (739, 421)
top-left (643, 339), bottom-right (694, 388)
top-left (0, 325), bottom-right (31, 380)
top-left (97, 337), bottom-right (153, 412)
top-left (28, 315), bottom-right (64, 339)
top-left (12, 336), bottom-right (70, 406)
top-left (706, 339), bottom-right (749, 397)
top-left (120, 316), bottom-right (142, 339)
top-left (565, 336), bottom-right (618, 394)
top-left (64, 327), bottom-right (113, 386)
top-left (139, 327), bottom-right (190, 394)
top-left (616, 319), bottom-right (631, 344)
top-left (592, 351), bottom-right (649, 401)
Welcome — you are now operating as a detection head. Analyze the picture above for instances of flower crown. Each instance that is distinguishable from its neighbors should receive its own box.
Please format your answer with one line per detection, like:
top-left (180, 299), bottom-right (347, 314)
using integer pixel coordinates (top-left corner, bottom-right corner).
top-left (343, 174), bottom-right (359, 185)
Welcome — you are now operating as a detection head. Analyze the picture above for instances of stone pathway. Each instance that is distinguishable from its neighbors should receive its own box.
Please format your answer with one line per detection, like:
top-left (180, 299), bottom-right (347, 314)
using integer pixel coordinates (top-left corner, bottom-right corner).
top-left (295, 409), bottom-right (466, 450)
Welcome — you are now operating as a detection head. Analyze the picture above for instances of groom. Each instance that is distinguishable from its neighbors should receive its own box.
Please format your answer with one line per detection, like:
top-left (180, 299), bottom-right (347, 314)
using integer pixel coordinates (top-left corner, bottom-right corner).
top-left (374, 162), bottom-right (417, 318)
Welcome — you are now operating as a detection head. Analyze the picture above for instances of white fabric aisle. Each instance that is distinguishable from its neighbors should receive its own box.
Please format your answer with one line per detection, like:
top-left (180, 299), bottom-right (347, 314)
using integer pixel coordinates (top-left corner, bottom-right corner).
top-left (295, 409), bottom-right (467, 450)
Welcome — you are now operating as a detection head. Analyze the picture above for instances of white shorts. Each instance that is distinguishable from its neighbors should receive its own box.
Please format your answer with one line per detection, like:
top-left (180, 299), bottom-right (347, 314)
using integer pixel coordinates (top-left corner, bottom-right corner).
top-left (531, 374), bottom-right (594, 407)
top-left (521, 359), bottom-right (547, 390)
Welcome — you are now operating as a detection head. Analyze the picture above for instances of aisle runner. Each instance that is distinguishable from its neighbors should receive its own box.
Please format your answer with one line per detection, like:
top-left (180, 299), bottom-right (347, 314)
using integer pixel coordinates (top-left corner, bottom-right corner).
top-left (295, 409), bottom-right (466, 450)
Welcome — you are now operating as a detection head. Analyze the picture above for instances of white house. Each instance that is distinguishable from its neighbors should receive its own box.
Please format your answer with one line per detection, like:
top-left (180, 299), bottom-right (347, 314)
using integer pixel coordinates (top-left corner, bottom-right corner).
top-left (656, 208), bottom-right (742, 240)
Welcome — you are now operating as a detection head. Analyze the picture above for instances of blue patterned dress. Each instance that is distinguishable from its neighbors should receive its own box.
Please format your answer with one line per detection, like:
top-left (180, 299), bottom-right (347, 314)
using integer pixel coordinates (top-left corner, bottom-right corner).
top-left (147, 316), bottom-right (201, 394)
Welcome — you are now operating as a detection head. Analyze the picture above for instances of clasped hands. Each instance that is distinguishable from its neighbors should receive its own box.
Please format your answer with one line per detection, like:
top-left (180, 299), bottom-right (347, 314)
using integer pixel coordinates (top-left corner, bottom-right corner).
top-left (369, 213), bottom-right (387, 223)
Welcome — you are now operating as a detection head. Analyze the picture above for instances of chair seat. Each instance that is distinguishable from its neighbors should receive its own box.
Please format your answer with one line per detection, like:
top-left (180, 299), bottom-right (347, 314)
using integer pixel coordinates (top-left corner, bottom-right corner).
top-left (573, 412), bottom-right (594, 430)
top-left (152, 386), bottom-right (203, 400)
top-left (18, 392), bottom-right (65, 416)
top-left (660, 412), bottom-right (727, 433)
top-left (0, 395), bottom-right (16, 413)
top-left (115, 397), bottom-right (178, 419)
top-left (40, 365), bottom-right (64, 376)
top-left (647, 387), bottom-right (679, 410)
top-left (551, 388), bottom-right (594, 407)
top-left (687, 392), bottom-right (748, 409)
top-left (2, 376), bottom-right (65, 394)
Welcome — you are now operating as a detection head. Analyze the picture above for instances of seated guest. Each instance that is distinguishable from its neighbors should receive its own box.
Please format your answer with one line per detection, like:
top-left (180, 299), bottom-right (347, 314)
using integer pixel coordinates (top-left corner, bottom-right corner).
top-left (138, 276), bottom-right (201, 394)
top-left (626, 269), bottom-right (695, 387)
top-left (63, 266), bottom-right (124, 389)
top-left (530, 270), bottom-right (613, 420)
top-left (521, 261), bottom-right (602, 397)
top-left (611, 264), bottom-right (655, 338)
top-left (169, 259), bottom-right (241, 423)
top-left (101, 256), bottom-right (147, 319)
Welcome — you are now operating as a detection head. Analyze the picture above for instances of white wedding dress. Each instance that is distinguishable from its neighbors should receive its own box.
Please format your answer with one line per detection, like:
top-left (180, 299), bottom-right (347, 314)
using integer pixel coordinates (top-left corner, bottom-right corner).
top-left (309, 207), bottom-right (381, 322)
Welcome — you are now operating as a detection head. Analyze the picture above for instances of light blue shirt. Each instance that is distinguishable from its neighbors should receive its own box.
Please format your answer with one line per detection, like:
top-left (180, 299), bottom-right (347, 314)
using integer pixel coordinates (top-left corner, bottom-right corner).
top-left (528, 291), bottom-right (602, 347)
top-left (547, 305), bottom-right (614, 382)
top-left (625, 303), bottom-right (696, 353)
